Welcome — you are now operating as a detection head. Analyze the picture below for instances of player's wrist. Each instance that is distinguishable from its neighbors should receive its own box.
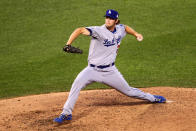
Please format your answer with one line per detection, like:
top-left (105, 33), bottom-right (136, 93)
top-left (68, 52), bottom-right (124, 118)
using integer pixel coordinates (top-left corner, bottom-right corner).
top-left (66, 43), bottom-right (71, 46)
top-left (134, 32), bottom-right (139, 38)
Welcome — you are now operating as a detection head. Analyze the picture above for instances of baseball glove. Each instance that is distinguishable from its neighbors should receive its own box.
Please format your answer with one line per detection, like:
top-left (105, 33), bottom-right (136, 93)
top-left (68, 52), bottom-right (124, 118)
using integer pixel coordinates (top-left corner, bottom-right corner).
top-left (63, 45), bottom-right (83, 54)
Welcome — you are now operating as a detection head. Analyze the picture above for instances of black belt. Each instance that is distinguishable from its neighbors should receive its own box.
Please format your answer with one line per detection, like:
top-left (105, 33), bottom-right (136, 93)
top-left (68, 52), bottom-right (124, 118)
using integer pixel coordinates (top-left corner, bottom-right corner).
top-left (90, 62), bottom-right (115, 69)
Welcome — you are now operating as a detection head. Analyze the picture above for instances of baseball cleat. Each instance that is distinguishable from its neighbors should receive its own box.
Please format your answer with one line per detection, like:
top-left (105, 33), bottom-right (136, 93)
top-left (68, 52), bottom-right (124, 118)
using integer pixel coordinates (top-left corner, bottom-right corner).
top-left (153, 95), bottom-right (166, 103)
top-left (53, 114), bottom-right (72, 123)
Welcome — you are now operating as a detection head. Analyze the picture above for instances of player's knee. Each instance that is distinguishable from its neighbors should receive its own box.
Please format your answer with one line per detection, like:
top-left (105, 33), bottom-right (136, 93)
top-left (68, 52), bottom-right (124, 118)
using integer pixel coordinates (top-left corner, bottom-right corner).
top-left (72, 79), bottom-right (90, 89)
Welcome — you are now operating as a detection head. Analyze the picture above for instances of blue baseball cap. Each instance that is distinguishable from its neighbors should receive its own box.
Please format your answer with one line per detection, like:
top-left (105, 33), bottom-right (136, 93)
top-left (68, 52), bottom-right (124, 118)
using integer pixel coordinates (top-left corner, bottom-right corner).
top-left (104, 9), bottom-right (119, 19)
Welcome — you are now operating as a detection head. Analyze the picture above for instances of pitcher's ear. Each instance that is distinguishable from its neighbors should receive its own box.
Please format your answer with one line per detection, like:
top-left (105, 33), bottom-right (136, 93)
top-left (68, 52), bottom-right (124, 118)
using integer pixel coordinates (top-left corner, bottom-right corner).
top-left (116, 19), bottom-right (120, 24)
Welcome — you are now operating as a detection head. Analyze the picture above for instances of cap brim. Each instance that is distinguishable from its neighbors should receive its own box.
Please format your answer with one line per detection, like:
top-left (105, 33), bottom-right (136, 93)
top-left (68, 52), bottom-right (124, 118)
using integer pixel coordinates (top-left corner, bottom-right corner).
top-left (104, 15), bottom-right (117, 19)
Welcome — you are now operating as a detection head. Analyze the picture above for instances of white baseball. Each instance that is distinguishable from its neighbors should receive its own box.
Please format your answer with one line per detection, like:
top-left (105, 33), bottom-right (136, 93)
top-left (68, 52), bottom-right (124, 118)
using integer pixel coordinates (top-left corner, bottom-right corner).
top-left (137, 37), bottom-right (143, 42)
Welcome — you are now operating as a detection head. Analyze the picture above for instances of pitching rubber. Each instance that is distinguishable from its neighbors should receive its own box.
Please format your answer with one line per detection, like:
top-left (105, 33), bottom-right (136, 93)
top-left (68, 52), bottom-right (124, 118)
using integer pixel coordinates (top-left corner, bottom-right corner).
top-left (166, 100), bottom-right (175, 103)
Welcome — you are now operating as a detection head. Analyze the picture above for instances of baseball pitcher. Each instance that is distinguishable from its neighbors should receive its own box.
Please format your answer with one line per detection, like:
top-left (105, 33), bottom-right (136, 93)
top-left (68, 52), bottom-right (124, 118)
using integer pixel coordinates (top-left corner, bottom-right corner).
top-left (54, 9), bottom-right (166, 123)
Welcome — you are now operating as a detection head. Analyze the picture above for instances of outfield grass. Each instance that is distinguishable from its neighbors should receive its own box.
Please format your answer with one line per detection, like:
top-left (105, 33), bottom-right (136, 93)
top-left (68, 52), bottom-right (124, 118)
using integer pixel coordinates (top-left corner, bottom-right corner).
top-left (0, 0), bottom-right (195, 98)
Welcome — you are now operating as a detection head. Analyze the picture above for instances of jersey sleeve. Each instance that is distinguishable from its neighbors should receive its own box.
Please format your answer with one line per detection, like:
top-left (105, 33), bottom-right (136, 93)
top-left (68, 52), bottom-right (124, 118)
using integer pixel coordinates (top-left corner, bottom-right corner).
top-left (118, 24), bottom-right (127, 38)
top-left (85, 26), bottom-right (100, 39)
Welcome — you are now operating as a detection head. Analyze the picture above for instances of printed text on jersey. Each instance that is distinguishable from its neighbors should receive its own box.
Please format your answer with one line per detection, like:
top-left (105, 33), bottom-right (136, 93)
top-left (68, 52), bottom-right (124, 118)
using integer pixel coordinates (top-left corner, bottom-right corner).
top-left (103, 36), bottom-right (121, 47)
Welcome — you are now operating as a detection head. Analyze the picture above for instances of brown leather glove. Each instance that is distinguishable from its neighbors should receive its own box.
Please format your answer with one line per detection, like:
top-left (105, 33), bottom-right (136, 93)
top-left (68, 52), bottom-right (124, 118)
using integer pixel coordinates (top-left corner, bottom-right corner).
top-left (63, 45), bottom-right (83, 54)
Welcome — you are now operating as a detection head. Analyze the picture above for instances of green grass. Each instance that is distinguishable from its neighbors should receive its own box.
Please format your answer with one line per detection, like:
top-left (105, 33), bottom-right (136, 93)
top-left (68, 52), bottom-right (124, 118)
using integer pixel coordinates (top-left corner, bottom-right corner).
top-left (0, 0), bottom-right (195, 98)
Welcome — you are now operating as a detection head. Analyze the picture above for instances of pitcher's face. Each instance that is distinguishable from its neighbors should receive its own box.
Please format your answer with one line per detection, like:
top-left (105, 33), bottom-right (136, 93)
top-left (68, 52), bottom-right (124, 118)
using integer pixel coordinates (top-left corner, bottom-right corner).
top-left (105, 17), bottom-right (117, 28)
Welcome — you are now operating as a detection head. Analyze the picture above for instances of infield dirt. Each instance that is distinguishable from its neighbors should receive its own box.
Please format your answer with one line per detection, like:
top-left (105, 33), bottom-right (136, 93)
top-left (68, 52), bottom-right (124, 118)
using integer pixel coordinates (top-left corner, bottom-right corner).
top-left (0, 87), bottom-right (196, 131)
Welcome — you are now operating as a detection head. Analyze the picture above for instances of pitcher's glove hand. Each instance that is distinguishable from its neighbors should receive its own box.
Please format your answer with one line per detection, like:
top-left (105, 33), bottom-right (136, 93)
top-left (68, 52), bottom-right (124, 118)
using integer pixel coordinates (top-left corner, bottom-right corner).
top-left (63, 45), bottom-right (83, 54)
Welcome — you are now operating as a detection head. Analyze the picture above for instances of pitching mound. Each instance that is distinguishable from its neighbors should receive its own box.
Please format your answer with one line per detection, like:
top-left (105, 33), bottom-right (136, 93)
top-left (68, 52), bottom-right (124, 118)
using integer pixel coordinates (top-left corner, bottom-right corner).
top-left (0, 87), bottom-right (196, 131)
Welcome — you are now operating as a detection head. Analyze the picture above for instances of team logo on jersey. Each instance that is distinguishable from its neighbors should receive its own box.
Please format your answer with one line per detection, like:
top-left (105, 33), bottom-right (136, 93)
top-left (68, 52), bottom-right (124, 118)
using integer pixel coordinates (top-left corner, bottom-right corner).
top-left (103, 36), bottom-right (122, 47)
top-left (103, 38), bottom-right (115, 47)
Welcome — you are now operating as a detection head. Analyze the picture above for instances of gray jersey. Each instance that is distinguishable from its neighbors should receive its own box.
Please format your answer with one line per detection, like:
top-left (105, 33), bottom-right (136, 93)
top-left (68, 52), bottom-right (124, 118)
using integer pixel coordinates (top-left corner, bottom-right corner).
top-left (86, 24), bottom-right (127, 65)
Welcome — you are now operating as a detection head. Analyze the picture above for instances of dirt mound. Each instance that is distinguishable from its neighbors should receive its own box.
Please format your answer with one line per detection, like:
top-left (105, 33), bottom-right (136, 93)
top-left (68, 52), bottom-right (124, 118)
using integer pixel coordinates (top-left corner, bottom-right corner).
top-left (0, 87), bottom-right (196, 131)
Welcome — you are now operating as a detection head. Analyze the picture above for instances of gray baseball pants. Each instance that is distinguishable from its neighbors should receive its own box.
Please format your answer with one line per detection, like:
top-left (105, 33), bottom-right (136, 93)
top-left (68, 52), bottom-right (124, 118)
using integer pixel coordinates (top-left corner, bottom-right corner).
top-left (62, 65), bottom-right (155, 115)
